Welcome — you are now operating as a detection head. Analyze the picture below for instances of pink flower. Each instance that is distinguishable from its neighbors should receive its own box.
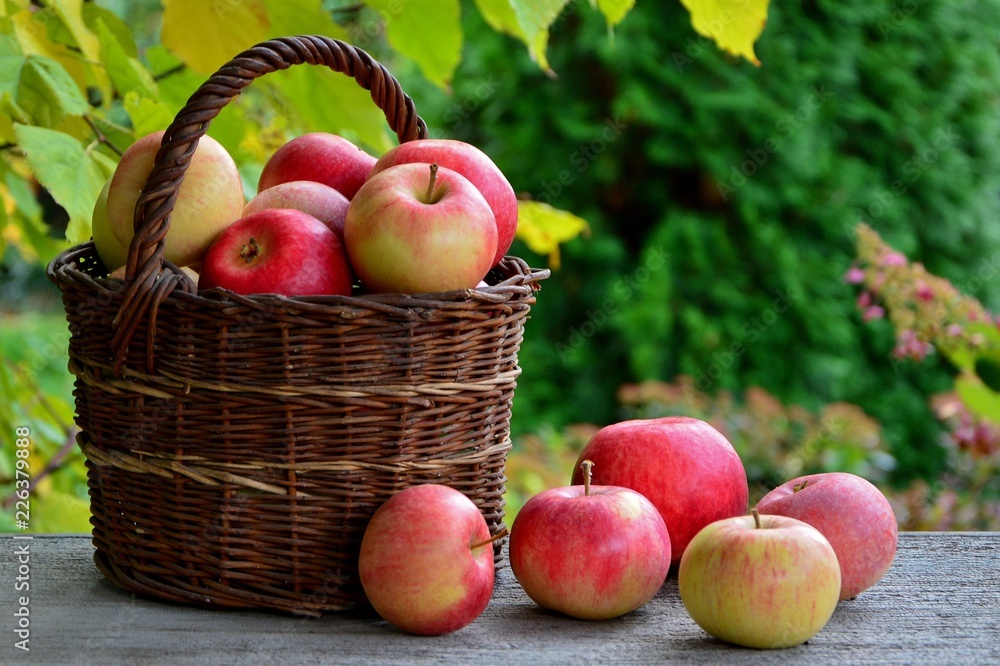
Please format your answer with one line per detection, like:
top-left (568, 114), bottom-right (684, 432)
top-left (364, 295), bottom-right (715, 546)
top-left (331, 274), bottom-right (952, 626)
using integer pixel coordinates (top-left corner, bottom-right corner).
top-left (857, 291), bottom-right (872, 308)
top-left (882, 252), bottom-right (907, 267)
top-left (947, 324), bottom-right (964, 337)
top-left (915, 282), bottom-right (934, 302)
top-left (844, 267), bottom-right (866, 284)
top-left (863, 305), bottom-right (885, 322)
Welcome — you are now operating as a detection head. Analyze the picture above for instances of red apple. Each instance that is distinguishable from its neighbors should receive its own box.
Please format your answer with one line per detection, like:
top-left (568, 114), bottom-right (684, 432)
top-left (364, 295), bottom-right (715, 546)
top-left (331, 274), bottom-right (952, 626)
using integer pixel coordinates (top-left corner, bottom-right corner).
top-left (107, 131), bottom-right (244, 267)
top-left (243, 180), bottom-right (349, 242)
top-left (344, 163), bottom-right (497, 294)
top-left (755, 472), bottom-right (898, 600)
top-left (509, 460), bottom-right (671, 620)
top-left (369, 139), bottom-right (516, 267)
top-left (258, 132), bottom-right (376, 200)
top-left (358, 484), bottom-right (496, 636)
top-left (679, 510), bottom-right (841, 649)
top-left (198, 208), bottom-right (353, 296)
top-left (572, 417), bottom-right (749, 566)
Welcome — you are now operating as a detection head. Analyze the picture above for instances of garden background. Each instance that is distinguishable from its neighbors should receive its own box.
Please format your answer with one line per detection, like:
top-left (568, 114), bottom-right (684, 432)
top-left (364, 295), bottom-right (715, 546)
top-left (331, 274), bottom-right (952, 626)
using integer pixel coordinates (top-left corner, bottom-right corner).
top-left (2, 0), bottom-right (999, 532)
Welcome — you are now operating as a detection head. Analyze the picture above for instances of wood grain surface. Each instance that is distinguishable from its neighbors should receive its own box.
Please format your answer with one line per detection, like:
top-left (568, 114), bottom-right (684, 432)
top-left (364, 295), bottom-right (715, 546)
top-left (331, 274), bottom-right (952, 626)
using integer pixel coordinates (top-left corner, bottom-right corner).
top-left (5, 533), bottom-right (998, 665)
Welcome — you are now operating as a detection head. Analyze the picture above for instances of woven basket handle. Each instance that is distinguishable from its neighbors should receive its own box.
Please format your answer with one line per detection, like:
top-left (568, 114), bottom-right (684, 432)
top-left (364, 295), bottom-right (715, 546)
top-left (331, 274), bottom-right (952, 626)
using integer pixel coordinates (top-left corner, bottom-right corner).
top-left (112, 35), bottom-right (428, 371)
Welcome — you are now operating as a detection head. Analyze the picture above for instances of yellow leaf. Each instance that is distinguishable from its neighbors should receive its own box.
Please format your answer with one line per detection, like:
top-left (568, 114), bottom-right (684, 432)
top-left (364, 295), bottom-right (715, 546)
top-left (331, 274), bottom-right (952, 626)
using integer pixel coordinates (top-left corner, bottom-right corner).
top-left (680, 0), bottom-right (769, 66)
top-left (596, 0), bottom-right (636, 26)
top-left (161, 0), bottom-right (270, 75)
top-left (515, 200), bottom-right (589, 269)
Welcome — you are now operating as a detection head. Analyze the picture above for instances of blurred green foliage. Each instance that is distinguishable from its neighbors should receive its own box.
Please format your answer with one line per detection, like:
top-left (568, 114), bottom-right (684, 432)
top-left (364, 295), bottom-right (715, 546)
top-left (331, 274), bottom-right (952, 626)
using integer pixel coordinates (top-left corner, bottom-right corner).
top-left (411, 0), bottom-right (1000, 489)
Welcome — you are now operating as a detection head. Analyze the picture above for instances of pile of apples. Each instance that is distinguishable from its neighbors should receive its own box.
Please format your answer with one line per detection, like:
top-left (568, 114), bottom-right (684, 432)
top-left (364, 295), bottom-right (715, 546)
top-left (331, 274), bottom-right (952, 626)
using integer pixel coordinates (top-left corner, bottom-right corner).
top-left (92, 131), bottom-right (519, 296)
top-left (359, 416), bottom-right (899, 650)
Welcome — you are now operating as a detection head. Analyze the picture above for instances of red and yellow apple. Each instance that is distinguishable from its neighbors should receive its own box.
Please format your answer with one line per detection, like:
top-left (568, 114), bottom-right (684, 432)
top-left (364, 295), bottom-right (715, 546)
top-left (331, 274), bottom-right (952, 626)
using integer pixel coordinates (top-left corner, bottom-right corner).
top-left (509, 461), bottom-right (671, 620)
top-left (572, 417), bottom-right (749, 565)
top-left (197, 208), bottom-right (353, 297)
top-left (107, 131), bottom-right (244, 267)
top-left (344, 163), bottom-right (497, 294)
top-left (243, 180), bottom-right (350, 242)
top-left (679, 511), bottom-right (841, 649)
top-left (258, 132), bottom-right (376, 200)
top-left (756, 472), bottom-right (898, 600)
top-left (91, 175), bottom-right (128, 270)
top-left (369, 139), bottom-right (516, 267)
top-left (358, 484), bottom-right (496, 636)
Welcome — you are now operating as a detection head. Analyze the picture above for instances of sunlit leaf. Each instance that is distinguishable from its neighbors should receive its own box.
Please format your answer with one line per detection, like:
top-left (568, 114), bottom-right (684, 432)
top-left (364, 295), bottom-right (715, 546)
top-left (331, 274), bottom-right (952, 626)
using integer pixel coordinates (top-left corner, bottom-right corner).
top-left (367, 0), bottom-right (462, 90)
top-left (95, 18), bottom-right (157, 98)
top-left (13, 124), bottom-right (115, 243)
top-left (516, 199), bottom-right (589, 269)
top-left (123, 92), bottom-right (174, 138)
top-left (0, 30), bottom-right (25, 99)
top-left (16, 55), bottom-right (88, 127)
top-left (28, 490), bottom-right (92, 533)
top-left (596, 0), bottom-right (636, 26)
top-left (261, 0), bottom-right (346, 40)
top-left (82, 2), bottom-right (138, 57)
top-left (955, 372), bottom-right (1000, 422)
top-left (473, 0), bottom-right (521, 36)
top-left (679, 0), bottom-right (769, 66)
top-left (161, 0), bottom-right (270, 75)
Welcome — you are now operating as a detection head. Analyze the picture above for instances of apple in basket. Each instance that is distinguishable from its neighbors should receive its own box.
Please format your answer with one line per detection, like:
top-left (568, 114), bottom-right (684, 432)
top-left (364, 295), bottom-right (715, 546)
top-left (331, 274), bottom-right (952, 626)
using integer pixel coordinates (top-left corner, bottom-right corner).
top-left (198, 208), bottom-right (354, 297)
top-left (358, 484), bottom-right (498, 635)
top-left (508, 460), bottom-right (671, 620)
top-left (571, 416), bottom-right (749, 565)
top-left (106, 130), bottom-right (244, 268)
top-left (344, 163), bottom-right (497, 294)
top-left (258, 132), bottom-right (377, 200)
top-left (243, 180), bottom-right (350, 242)
top-left (91, 175), bottom-right (128, 270)
top-left (370, 139), bottom-right (518, 267)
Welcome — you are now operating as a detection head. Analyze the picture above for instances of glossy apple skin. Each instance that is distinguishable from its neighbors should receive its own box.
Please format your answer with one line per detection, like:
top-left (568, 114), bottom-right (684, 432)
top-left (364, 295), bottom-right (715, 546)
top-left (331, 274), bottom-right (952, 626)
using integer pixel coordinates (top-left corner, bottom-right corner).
top-left (258, 132), bottom-right (376, 200)
top-left (756, 472), bottom-right (898, 600)
top-left (370, 139), bottom-right (516, 267)
top-left (344, 163), bottom-right (497, 294)
top-left (107, 131), bottom-right (244, 267)
top-left (572, 417), bottom-right (749, 565)
top-left (679, 513), bottom-right (841, 649)
top-left (243, 180), bottom-right (350, 242)
top-left (198, 209), bottom-right (353, 297)
top-left (358, 484), bottom-right (495, 636)
top-left (509, 484), bottom-right (671, 620)
top-left (91, 176), bottom-right (128, 271)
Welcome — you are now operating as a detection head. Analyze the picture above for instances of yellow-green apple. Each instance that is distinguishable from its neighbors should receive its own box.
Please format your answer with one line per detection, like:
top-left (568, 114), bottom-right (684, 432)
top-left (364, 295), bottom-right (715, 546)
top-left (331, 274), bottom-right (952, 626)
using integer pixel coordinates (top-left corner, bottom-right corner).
top-left (344, 163), bottom-right (497, 294)
top-left (509, 460), bottom-right (671, 620)
top-left (756, 472), bottom-right (898, 600)
top-left (107, 131), bottom-right (244, 267)
top-left (572, 417), bottom-right (748, 566)
top-left (258, 132), bottom-right (376, 200)
top-left (679, 511), bottom-right (841, 649)
top-left (198, 208), bottom-right (353, 296)
top-left (91, 176), bottom-right (128, 270)
top-left (358, 484), bottom-right (496, 636)
top-left (243, 180), bottom-right (349, 242)
top-left (369, 139), bottom-right (516, 267)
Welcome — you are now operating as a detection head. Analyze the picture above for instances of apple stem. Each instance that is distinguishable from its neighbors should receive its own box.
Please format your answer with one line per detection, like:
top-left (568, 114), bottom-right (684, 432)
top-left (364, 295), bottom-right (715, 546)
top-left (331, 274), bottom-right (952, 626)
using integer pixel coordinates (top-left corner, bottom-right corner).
top-left (470, 526), bottom-right (509, 551)
top-left (580, 459), bottom-right (594, 496)
top-left (751, 507), bottom-right (762, 529)
top-left (793, 480), bottom-right (809, 492)
top-left (424, 163), bottom-right (440, 203)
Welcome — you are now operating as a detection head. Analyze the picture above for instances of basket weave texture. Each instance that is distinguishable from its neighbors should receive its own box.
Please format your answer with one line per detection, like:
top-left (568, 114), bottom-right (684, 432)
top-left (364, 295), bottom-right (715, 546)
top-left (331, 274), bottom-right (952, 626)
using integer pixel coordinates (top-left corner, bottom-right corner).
top-left (46, 35), bottom-right (547, 616)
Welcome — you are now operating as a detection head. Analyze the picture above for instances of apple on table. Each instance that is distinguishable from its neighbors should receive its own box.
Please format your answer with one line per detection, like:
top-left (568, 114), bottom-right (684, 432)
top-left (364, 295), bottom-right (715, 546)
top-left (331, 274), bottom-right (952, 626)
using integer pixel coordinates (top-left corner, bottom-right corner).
top-left (370, 139), bottom-right (518, 267)
top-left (756, 472), bottom-right (898, 600)
top-left (344, 163), bottom-right (497, 294)
top-left (358, 484), bottom-right (498, 636)
top-left (106, 130), bottom-right (244, 268)
top-left (571, 416), bottom-right (749, 565)
top-left (678, 509), bottom-right (841, 649)
top-left (508, 460), bottom-right (671, 620)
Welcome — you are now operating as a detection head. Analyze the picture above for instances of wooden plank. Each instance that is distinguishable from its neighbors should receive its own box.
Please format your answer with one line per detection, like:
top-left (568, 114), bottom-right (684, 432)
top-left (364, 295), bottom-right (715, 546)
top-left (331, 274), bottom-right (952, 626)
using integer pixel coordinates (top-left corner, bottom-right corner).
top-left (6, 533), bottom-right (999, 664)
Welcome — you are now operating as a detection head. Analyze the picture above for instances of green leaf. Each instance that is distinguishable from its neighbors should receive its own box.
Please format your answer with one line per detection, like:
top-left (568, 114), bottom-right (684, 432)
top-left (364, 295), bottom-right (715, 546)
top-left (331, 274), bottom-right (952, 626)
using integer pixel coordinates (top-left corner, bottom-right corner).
top-left (82, 2), bottom-right (138, 58)
top-left (679, 0), bottom-right (770, 66)
top-left (123, 92), bottom-right (174, 138)
top-left (509, 0), bottom-right (569, 72)
top-left (473, 0), bottom-right (522, 36)
top-left (161, 0), bottom-right (270, 75)
top-left (955, 372), bottom-right (1000, 422)
top-left (516, 200), bottom-right (590, 269)
top-left (16, 55), bottom-right (89, 127)
top-left (95, 18), bottom-right (157, 98)
top-left (12, 123), bottom-right (115, 244)
top-left (367, 0), bottom-right (462, 90)
top-left (0, 30), bottom-right (25, 99)
top-left (28, 490), bottom-right (92, 533)
top-left (596, 0), bottom-right (636, 26)
top-left (261, 0), bottom-right (347, 40)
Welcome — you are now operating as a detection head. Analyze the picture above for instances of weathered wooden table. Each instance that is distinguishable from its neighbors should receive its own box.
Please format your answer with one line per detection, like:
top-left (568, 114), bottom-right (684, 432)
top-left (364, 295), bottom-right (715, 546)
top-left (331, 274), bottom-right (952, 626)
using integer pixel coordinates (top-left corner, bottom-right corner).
top-left (5, 533), bottom-right (998, 664)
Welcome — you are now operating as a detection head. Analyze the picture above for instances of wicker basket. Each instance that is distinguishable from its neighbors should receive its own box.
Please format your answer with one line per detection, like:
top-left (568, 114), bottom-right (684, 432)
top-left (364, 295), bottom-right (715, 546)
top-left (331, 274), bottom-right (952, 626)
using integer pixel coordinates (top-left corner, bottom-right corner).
top-left (46, 35), bottom-right (548, 616)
